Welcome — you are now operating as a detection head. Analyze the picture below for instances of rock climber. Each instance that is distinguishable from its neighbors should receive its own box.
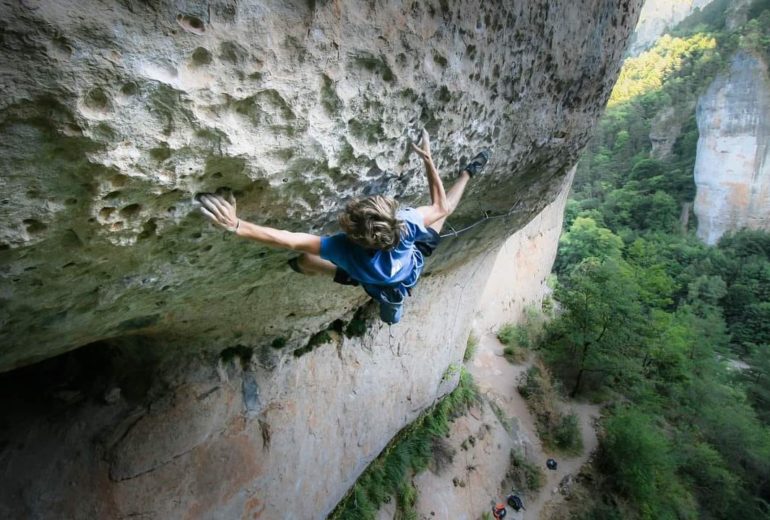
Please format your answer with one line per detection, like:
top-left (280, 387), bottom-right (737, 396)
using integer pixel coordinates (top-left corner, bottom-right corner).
top-left (198, 129), bottom-right (490, 324)
top-left (492, 502), bottom-right (507, 519)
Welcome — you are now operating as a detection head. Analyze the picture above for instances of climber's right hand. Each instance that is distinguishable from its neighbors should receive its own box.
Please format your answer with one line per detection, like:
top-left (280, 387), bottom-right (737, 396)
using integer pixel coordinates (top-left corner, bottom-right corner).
top-left (198, 193), bottom-right (240, 232)
top-left (410, 128), bottom-right (433, 162)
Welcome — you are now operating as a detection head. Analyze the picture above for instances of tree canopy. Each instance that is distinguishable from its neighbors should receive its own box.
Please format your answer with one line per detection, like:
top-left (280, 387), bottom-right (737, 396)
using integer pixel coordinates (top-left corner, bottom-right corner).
top-left (540, 2), bottom-right (770, 517)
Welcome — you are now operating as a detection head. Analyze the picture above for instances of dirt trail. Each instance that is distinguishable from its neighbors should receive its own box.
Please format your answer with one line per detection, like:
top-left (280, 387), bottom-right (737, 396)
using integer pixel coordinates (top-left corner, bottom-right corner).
top-left (471, 333), bottom-right (600, 519)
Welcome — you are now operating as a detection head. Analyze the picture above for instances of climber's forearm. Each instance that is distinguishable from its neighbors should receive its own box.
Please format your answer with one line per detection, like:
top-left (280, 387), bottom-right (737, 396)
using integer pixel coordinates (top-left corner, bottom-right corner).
top-left (196, 193), bottom-right (320, 252)
top-left (234, 220), bottom-right (321, 254)
top-left (423, 157), bottom-right (448, 213)
top-left (416, 157), bottom-right (449, 227)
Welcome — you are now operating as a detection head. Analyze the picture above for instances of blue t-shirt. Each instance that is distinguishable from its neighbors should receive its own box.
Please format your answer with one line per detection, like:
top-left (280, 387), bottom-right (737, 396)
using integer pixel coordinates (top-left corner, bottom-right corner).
top-left (320, 207), bottom-right (432, 288)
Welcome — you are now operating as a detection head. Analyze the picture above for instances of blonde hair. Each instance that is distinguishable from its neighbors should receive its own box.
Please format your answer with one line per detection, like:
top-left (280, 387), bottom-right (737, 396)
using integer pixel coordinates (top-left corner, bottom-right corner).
top-left (339, 195), bottom-right (404, 250)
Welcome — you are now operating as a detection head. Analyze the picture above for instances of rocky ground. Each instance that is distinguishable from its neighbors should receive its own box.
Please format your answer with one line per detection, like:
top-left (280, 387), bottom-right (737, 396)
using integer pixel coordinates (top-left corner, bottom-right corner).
top-left (421, 333), bottom-right (599, 520)
top-left (471, 333), bottom-right (600, 519)
top-left (373, 332), bottom-right (600, 520)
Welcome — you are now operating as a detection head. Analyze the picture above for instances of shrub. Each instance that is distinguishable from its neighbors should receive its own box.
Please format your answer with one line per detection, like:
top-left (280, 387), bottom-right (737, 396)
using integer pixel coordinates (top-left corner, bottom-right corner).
top-left (508, 449), bottom-right (545, 492)
top-left (441, 363), bottom-right (460, 382)
top-left (597, 409), bottom-right (688, 515)
top-left (345, 305), bottom-right (370, 337)
top-left (464, 332), bottom-right (479, 362)
top-left (518, 362), bottom-right (583, 455)
top-left (498, 307), bottom-right (547, 352)
top-left (552, 413), bottom-right (583, 455)
top-left (497, 322), bottom-right (523, 346)
top-left (503, 345), bottom-right (527, 364)
top-left (541, 295), bottom-right (555, 315)
top-left (579, 503), bottom-right (625, 520)
top-left (395, 481), bottom-right (418, 520)
top-left (345, 318), bottom-right (367, 337)
top-left (517, 364), bottom-right (549, 401)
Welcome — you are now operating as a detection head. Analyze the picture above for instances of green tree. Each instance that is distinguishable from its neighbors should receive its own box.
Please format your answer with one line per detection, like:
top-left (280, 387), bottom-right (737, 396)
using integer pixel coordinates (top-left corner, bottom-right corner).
top-left (743, 344), bottom-right (770, 424)
top-left (678, 441), bottom-right (741, 517)
top-left (683, 379), bottom-right (770, 517)
top-left (598, 409), bottom-right (696, 518)
top-left (548, 258), bottom-right (646, 396)
top-left (548, 6), bottom-right (770, 517)
top-left (555, 217), bottom-right (623, 274)
top-left (629, 158), bottom-right (664, 181)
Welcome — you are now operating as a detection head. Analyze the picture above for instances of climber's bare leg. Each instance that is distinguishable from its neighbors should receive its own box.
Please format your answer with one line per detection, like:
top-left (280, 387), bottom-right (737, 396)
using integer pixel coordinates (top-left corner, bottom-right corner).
top-left (429, 170), bottom-right (471, 233)
top-left (296, 253), bottom-right (337, 276)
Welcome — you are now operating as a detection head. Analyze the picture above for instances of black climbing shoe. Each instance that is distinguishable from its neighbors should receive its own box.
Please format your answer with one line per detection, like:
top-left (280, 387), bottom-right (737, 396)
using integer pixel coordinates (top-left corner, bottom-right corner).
top-left (461, 149), bottom-right (491, 177)
top-left (288, 257), bottom-right (303, 274)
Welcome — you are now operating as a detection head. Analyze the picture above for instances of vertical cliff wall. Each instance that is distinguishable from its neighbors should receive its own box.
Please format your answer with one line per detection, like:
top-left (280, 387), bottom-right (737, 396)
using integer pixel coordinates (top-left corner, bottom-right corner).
top-left (0, 1), bottom-right (641, 518)
top-left (694, 51), bottom-right (770, 245)
top-left (627, 0), bottom-right (714, 55)
top-left (475, 168), bottom-right (574, 333)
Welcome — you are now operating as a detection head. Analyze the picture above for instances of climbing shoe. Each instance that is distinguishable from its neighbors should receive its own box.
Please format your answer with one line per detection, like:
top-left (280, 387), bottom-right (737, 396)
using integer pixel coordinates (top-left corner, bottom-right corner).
top-left (461, 149), bottom-right (491, 177)
top-left (288, 257), bottom-right (303, 274)
top-left (460, 148), bottom-right (492, 177)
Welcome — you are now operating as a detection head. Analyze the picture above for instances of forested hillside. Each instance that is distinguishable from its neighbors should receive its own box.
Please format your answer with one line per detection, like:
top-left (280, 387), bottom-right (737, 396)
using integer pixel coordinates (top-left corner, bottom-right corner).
top-left (540, 1), bottom-right (770, 518)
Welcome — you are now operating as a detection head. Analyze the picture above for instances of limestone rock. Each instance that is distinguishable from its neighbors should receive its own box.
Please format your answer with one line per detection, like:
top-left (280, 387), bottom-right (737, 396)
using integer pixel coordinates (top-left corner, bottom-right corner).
top-left (0, 1), bottom-right (640, 518)
top-left (558, 473), bottom-right (575, 496)
top-left (649, 105), bottom-right (682, 159)
top-left (1, 0), bottom-right (639, 372)
top-left (628, 0), bottom-right (714, 56)
top-left (694, 51), bottom-right (770, 245)
top-left (411, 400), bottom-right (531, 520)
top-left (475, 168), bottom-right (573, 331)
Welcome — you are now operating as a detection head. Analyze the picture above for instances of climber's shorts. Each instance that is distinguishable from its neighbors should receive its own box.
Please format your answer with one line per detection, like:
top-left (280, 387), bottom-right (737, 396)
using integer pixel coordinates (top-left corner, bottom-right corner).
top-left (333, 268), bottom-right (360, 286)
top-left (415, 228), bottom-right (441, 258)
top-left (332, 229), bottom-right (441, 286)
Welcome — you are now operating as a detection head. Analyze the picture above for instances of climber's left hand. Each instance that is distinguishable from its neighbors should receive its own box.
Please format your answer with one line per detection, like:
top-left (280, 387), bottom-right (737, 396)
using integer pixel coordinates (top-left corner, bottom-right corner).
top-left (199, 193), bottom-right (239, 232)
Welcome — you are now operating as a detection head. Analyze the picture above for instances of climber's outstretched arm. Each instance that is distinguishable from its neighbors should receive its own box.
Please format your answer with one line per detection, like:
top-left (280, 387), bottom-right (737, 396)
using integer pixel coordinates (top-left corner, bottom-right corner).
top-left (236, 222), bottom-right (321, 254)
top-left (198, 193), bottom-right (321, 254)
top-left (411, 129), bottom-right (449, 227)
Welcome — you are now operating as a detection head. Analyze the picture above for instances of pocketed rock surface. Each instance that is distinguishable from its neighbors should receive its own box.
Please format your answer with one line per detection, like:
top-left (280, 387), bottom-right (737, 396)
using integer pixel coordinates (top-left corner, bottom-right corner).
top-left (0, 1), bottom-right (640, 518)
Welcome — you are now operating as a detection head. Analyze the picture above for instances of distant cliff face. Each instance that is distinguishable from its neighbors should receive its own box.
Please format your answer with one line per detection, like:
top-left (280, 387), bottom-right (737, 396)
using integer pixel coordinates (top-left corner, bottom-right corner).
top-left (694, 51), bottom-right (770, 245)
top-left (628, 0), bottom-right (714, 55)
top-left (0, 1), bottom-right (641, 518)
top-left (628, 0), bottom-right (713, 56)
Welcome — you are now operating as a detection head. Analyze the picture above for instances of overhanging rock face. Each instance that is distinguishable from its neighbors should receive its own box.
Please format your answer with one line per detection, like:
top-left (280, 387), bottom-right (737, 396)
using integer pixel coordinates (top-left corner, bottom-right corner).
top-left (0, 1), bottom-right (640, 518)
top-left (1, 0), bottom-right (639, 370)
